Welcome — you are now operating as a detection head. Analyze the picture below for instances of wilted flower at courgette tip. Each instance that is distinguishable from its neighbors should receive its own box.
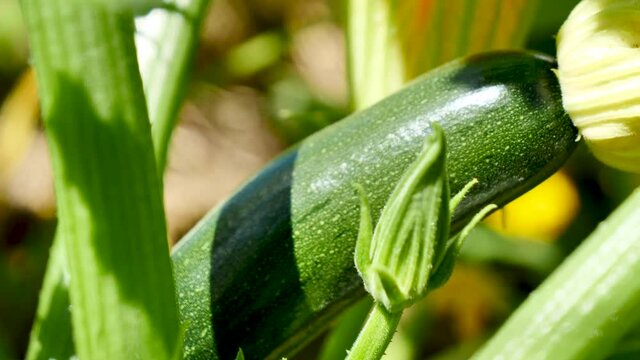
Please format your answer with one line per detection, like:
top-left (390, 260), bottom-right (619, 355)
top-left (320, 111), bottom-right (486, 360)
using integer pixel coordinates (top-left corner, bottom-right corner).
top-left (354, 123), bottom-right (496, 313)
top-left (557, 0), bottom-right (640, 173)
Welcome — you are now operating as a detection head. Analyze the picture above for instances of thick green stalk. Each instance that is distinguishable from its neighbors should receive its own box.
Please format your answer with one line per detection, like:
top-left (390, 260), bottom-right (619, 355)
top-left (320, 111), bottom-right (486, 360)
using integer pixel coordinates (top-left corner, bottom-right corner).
top-left (136, 0), bottom-right (211, 171)
top-left (25, 1), bottom-right (210, 358)
top-left (472, 187), bottom-right (640, 360)
top-left (21, 1), bottom-right (179, 359)
top-left (346, 304), bottom-right (402, 360)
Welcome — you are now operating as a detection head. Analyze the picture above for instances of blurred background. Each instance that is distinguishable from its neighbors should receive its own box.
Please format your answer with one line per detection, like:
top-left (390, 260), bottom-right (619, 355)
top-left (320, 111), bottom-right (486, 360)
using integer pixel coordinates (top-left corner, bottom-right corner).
top-left (2, 0), bottom-right (640, 359)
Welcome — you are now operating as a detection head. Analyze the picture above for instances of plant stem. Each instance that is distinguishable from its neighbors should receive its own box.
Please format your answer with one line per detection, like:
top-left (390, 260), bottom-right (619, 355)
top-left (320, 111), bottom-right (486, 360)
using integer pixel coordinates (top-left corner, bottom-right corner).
top-left (318, 298), bottom-right (372, 360)
top-left (21, 1), bottom-right (180, 359)
top-left (135, 0), bottom-right (211, 172)
top-left (472, 187), bottom-right (640, 360)
top-left (25, 1), bottom-right (211, 358)
top-left (346, 303), bottom-right (402, 360)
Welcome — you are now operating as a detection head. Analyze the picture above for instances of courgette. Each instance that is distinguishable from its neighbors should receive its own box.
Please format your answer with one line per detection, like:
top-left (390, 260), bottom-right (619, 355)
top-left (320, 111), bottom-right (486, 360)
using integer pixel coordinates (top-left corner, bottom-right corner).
top-left (172, 51), bottom-right (577, 360)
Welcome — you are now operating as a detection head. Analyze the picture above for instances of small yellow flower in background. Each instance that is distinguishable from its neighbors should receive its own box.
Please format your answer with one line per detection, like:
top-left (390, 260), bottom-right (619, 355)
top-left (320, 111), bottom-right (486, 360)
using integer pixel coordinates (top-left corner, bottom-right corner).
top-left (557, 0), bottom-right (640, 173)
top-left (484, 170), bottom-right (580, 242)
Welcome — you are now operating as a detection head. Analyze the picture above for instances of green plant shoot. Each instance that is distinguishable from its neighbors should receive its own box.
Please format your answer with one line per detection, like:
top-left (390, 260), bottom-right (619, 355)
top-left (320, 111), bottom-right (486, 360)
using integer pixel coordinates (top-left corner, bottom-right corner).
top-left (354, 123), bottom-right (448, 312)
top-left (348, 123), bottom-right (496, 359)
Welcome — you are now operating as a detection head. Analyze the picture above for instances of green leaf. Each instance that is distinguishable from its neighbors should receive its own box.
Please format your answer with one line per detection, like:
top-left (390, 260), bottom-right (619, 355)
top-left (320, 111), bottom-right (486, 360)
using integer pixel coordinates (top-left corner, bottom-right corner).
top-left (459, 225), bottom-right (563, 276)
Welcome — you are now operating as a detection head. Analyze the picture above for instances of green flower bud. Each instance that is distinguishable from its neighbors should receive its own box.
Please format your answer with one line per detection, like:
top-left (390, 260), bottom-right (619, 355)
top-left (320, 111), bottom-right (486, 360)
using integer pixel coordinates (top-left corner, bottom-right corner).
top-left (354, 123), bottom-right (449, 313)
top-left (354, 123), bottom-right (497, 313)
top-left (557, 0), bottom-right (640, 173)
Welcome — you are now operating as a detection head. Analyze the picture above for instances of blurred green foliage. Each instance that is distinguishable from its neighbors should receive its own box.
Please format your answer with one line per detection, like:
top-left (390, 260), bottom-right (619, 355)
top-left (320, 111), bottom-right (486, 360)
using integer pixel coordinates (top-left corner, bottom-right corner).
top-left (0, 0), bottom-right (27, 72)
top-left (0, 215), bottom-right (55, 359)
top-left (0, 0), bottom-right (28, 98)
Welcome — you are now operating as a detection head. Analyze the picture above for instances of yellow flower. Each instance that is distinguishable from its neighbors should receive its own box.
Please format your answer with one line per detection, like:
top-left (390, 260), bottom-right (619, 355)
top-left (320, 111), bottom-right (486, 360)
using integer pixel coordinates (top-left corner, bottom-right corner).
top-left (484, 171), bottom-right (579, 242)
top-left (557, 0), bottom-right (640, 173)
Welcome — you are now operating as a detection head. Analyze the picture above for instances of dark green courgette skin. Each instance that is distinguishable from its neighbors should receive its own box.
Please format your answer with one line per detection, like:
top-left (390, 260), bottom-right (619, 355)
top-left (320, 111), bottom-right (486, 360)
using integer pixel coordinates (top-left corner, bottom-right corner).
top-left (172, 51), bottom-right (577, 360)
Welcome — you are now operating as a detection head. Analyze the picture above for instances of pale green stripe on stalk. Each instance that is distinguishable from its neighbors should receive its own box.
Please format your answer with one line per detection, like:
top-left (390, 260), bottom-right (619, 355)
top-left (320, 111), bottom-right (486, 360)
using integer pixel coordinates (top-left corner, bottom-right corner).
top-left (472, 187), bottom-right (640, 360)
top-left (21, 1), bottom-right (179, 359)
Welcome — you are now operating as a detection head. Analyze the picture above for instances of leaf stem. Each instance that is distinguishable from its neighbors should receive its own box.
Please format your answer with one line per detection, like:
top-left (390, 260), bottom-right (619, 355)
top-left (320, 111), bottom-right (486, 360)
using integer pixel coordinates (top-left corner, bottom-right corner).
top-left (346, 303), bottom-right (402, 360)
top-left (21, 1), bottom-right (180, 358)
top-left (25, 1), bottom-right (211, 358)
top-left (472, 187), bottom-right (640, 360)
